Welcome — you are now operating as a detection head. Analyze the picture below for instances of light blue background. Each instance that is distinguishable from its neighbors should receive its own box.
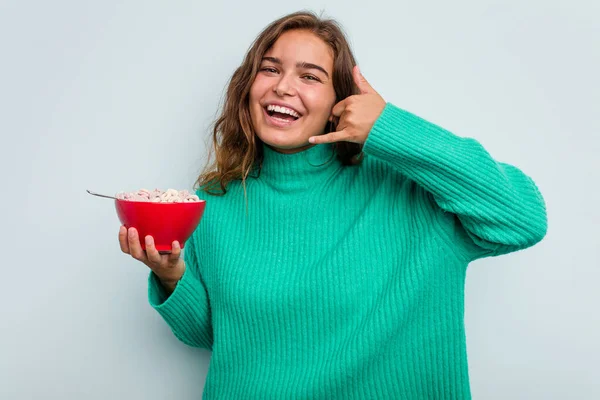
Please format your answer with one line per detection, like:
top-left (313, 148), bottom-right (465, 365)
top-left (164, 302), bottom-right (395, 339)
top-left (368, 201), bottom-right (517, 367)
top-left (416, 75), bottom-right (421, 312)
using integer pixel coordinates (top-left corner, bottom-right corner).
top-left (1, 0), bottom-right (598, 399)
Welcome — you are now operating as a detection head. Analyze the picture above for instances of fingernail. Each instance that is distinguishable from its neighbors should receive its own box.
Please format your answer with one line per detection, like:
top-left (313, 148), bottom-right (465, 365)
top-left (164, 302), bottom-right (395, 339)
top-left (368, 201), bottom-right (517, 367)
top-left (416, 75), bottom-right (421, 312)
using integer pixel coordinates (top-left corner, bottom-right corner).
top-left (173, 241), bottom-right (180, 249)
top-left (145, 236), bottom-right (152, 246)
top-left (308, 137), bottom-right (315, 144)
top-left (128, 229), bottom-right (134, 238)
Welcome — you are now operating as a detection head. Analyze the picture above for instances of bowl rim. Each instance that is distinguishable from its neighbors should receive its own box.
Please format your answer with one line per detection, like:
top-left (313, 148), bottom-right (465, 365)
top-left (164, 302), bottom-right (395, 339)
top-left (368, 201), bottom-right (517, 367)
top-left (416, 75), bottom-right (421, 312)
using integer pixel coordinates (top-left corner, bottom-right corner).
top-left (115, 199), bottom-right (206, 204)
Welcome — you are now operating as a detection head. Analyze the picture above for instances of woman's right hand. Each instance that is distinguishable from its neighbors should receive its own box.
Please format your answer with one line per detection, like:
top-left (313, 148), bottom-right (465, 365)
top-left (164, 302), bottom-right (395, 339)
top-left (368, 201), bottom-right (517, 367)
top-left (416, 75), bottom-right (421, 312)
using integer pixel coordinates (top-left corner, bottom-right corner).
top-left (118, 225), bottom-right (185, 293)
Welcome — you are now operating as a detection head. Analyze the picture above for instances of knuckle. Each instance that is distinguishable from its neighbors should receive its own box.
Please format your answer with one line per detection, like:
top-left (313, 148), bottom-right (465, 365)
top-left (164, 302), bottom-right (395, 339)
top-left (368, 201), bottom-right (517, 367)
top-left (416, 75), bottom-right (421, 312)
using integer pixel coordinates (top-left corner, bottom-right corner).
top-left (145, 250), bottom-right (158, 263)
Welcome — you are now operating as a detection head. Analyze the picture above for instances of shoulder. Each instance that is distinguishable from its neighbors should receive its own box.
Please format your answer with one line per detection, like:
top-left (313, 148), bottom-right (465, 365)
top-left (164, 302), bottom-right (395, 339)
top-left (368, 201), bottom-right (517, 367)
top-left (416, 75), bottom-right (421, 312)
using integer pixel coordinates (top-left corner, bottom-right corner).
top-left (353, 153), bottom-right (443, 215)
top-left (194, 179), bottom-right (246, 200)
top-left (354, 152), bottom-right (407, 186)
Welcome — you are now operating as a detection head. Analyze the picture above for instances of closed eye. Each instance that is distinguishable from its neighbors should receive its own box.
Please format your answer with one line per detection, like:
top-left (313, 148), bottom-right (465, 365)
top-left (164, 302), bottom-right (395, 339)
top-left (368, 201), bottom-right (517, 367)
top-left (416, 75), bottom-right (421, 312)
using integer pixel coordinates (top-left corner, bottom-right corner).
top-left (260, 67), bottom-right (278, 74)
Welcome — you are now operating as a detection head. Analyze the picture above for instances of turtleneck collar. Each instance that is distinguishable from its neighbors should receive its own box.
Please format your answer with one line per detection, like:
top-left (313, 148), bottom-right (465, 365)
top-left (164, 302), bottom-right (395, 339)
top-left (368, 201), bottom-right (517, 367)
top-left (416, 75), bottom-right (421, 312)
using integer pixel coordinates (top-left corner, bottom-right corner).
top-left (258, 143), bottom-right (342, 193)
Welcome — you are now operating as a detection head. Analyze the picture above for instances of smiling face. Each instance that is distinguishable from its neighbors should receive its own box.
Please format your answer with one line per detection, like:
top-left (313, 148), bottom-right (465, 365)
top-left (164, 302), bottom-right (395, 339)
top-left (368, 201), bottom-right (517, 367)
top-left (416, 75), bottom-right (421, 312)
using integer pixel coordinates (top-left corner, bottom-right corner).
top-left (249, 29), bottom-right (337, 154)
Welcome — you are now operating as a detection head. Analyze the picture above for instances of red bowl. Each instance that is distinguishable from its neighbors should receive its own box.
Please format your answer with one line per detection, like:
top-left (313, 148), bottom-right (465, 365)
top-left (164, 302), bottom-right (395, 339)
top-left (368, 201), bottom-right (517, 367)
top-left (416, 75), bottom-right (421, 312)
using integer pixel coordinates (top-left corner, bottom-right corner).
top-left (115, 199), bottom-right (206, 252)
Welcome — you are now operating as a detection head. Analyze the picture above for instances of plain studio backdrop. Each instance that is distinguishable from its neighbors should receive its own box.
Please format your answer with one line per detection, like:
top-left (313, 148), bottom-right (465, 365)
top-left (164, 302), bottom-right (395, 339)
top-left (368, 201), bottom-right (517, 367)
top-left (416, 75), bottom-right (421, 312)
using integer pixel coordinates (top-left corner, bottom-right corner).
top-left (1, 0), bottom-right (598, 399)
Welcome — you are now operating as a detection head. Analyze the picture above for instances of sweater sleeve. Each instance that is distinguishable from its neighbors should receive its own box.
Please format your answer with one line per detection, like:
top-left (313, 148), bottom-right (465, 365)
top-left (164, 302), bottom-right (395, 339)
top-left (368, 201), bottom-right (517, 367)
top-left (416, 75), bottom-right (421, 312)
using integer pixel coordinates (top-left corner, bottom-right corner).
top-left (147, 230), bottom-right (213, 349)
top-left (363, 103), bottom-right (548, 261)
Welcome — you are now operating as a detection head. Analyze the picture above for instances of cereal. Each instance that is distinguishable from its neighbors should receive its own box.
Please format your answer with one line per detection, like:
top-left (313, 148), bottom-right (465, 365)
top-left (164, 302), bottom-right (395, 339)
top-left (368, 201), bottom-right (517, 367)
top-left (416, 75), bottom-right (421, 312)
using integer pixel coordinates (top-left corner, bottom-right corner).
top-left (115, 188), bottom-right (200, 203)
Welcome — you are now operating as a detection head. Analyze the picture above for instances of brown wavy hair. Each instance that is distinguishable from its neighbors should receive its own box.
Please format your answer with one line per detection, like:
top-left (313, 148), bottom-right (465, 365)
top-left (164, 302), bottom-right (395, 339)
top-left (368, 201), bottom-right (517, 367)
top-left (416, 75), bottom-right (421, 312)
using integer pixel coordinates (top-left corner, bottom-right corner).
top-left (196, 11), bottom-right (363, 195)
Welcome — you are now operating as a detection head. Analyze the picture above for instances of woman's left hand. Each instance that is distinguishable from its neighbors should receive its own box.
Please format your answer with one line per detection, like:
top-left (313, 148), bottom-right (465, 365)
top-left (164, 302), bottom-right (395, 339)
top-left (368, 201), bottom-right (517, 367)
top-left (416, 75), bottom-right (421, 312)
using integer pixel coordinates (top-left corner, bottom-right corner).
top-left (309, 66), bottom-right (386, 145)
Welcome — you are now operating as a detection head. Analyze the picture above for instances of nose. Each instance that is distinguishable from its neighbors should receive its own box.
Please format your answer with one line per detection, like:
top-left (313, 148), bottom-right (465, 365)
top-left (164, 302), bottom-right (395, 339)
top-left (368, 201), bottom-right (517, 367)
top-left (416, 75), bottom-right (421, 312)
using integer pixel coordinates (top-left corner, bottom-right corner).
top-left (273, 73), bottom-right (296, 97)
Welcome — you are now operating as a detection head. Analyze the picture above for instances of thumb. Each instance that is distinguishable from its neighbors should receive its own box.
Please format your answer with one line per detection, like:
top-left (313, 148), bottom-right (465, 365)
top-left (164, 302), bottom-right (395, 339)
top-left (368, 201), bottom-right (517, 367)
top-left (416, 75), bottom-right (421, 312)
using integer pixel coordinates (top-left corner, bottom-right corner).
top-left (353, 65), bottom-right (375, 94)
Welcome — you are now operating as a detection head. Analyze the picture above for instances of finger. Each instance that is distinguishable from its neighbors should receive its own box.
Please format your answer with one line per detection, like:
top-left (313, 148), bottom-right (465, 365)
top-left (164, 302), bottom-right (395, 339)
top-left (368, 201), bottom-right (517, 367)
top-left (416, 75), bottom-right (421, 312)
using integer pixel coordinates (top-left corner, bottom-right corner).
top-left (309, 129), bottom-right (349, 145)
top-left (118, 225), bottom-right (130, 254)
top-left (168, 241), bottom-right (182, 263)
top-left (128, 228), bottom-right (147, 262)
top-left (353, 65), bottom-right (375, 95)
top-left (331, 98), bottom-right (349, 117)
top-left (144, 235), bottom-right (162, 265)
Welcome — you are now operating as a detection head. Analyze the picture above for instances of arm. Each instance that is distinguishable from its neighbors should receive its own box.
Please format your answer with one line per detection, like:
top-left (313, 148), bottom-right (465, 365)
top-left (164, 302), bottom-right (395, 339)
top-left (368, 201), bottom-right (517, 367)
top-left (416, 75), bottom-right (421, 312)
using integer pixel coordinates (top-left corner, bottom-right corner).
top-left (148, 231), bottom-right (213, 349)
top-left (363, 103), bottom-right (548, 261)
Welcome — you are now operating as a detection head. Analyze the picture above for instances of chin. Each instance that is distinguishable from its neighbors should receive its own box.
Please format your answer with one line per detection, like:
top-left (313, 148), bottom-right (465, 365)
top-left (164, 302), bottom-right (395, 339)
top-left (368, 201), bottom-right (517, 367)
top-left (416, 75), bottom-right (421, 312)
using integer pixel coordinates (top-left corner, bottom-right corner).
top-left (259, 131), bottom-right (311, 152)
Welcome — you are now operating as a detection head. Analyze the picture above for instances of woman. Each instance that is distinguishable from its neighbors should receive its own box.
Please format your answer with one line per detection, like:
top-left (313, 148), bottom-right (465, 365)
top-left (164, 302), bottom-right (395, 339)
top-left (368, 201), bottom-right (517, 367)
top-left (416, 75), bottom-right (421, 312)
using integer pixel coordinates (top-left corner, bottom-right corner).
top-left (118, 11), bottom-right (547, 399)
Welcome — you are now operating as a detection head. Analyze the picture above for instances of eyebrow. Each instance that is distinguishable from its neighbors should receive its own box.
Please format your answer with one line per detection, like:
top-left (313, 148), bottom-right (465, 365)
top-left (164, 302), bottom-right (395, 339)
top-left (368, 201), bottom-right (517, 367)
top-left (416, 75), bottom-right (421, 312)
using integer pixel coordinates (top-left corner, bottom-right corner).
top-left (261, 57), bottom-right (330, 78)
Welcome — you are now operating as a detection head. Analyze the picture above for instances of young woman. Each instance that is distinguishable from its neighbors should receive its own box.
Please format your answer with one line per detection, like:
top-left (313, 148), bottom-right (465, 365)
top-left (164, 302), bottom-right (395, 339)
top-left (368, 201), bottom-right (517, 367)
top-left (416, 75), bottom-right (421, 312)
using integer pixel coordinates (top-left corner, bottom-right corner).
top-left (118, 11), bottom-right (547, 399)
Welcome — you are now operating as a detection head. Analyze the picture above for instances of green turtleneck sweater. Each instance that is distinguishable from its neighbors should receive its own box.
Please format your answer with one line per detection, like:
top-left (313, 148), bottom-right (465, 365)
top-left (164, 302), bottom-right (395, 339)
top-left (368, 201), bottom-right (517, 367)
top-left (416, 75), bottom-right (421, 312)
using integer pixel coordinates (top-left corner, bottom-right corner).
top-left (148, 103), bottom-right (547, 399)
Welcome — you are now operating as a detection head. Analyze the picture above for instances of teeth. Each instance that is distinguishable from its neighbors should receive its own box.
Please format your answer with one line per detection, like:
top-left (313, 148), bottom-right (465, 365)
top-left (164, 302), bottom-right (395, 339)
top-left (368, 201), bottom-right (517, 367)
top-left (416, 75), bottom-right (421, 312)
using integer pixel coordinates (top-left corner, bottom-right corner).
top-left (266, 104), bottom-right (300, 118)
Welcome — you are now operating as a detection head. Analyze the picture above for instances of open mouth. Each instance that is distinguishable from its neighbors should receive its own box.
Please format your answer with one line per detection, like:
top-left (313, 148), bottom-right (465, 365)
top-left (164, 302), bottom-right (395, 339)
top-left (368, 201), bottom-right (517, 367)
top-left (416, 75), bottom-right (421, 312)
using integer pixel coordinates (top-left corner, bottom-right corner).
top-left (264, 104), bottom-right (302, 126)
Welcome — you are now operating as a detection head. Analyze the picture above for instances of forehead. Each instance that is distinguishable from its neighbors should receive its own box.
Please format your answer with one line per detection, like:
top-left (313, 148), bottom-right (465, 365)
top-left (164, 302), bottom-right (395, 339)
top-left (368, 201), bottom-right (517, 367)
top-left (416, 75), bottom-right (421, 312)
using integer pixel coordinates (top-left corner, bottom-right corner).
top-left (264, 30), bottom-right (334, 69)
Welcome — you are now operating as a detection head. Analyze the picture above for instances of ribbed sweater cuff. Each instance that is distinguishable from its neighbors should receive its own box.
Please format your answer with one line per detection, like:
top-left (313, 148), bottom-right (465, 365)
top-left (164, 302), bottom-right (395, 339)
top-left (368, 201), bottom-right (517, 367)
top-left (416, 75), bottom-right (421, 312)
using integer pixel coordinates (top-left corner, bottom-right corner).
top-left (148, 268), bottom-right (211, 345)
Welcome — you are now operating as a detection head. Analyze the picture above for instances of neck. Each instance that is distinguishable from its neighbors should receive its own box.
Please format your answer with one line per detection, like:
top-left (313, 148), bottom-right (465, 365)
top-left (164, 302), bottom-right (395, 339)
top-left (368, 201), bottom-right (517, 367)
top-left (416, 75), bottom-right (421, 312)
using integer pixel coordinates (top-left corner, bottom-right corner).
top-left (265, 143), bottom-right (314, 154)
top-left (258, 143), bottom-right (341, 193)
